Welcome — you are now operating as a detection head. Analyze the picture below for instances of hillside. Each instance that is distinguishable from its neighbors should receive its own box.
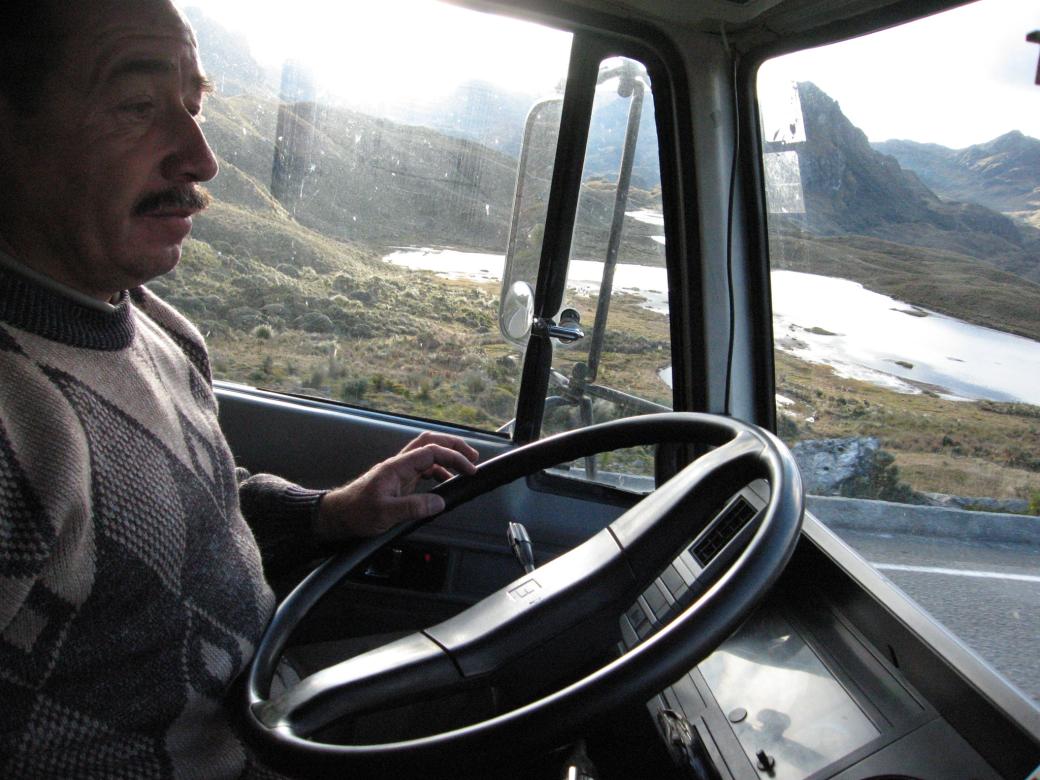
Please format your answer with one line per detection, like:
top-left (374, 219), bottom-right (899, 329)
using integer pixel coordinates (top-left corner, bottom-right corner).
top-left (874, 132), bottom-right (1040, 227)
top-left (768, 231), bottom-right (1040, 342)
top-left (766, 83), bottom-right (1040, 284)
top-left (185, 7), bottom-right (276, 97)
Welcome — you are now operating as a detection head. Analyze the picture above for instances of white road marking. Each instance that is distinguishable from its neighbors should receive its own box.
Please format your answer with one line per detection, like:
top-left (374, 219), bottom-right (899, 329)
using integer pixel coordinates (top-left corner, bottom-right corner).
top-left (871, 562), bottom-right (1040, 584)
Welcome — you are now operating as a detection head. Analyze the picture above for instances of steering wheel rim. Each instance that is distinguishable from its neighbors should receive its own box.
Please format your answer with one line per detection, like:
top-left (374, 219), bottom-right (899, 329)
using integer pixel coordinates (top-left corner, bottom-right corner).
top-left (243, 412), bottom-right (803, 775)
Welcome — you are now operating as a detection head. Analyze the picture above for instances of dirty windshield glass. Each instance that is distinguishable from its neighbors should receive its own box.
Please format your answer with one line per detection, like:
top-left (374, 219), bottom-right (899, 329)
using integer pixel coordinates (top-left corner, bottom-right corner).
top-left (758, 0), bottom-right (1040, 705)
top-left (169, 0), bottom-right (571, 431)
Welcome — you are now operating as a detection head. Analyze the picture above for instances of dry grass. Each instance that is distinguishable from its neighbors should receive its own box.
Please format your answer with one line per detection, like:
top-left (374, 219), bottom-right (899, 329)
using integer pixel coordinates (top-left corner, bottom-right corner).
top-left (893, 452), bottom-right (1039, 500)
top-left (775, 351), bottom-right (1040, 500)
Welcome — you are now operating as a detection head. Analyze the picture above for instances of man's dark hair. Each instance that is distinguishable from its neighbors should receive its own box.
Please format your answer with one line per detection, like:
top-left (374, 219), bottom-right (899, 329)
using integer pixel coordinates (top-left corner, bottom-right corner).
top-left (0, 0), bottom-right (65, 114)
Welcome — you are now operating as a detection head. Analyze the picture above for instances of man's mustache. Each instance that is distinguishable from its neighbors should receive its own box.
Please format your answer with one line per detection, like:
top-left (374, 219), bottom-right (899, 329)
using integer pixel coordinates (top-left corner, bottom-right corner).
top-left (134, 186), bottom-right (212, 216)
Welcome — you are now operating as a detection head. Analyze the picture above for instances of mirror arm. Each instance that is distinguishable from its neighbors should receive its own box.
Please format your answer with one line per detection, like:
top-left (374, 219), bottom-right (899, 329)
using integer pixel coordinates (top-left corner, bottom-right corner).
top-left (533, 315), bottom-right (585, 344)
top-left (587, 78), bottom-right (646, 383)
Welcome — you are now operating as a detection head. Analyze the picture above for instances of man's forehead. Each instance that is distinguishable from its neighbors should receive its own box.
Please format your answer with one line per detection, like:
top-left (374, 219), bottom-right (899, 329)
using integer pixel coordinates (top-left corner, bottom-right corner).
top-left (59, 0), bottom-right (204, 86)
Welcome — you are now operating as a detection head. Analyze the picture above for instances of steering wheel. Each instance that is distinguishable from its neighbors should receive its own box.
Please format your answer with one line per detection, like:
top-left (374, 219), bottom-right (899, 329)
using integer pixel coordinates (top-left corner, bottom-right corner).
top-left (243, 412), bottom-right (803, 776)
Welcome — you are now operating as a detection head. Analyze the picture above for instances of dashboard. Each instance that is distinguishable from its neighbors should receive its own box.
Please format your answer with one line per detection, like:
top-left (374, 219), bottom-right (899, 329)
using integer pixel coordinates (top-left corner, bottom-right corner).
top-left (621, 485), bottom-right (1005, 779)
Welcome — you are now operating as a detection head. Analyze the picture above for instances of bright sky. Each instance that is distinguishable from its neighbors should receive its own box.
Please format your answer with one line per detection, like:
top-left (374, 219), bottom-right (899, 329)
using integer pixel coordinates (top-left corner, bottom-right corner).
top-left (178, 0), bottom-right (572, 104)
top-left (759, 0), bottom-right (1040, 148)
top-left (180, 0), bottom-right (1038, 150)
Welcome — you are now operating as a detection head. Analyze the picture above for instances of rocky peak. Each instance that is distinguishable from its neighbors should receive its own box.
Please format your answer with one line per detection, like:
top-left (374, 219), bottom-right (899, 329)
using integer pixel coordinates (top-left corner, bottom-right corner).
top-left (780, 82), bottom-right (1038, 279)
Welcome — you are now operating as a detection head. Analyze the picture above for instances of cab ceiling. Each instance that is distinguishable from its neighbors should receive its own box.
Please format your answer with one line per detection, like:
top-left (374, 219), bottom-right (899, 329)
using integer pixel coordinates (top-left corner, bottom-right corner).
top-left (467, 0), bottom-right (973, 52)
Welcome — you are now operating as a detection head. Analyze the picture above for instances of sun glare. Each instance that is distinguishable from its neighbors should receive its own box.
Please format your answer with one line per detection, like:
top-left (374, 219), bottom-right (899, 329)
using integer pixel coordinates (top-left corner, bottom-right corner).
top-left (179, 0), bottom-right (572, 104)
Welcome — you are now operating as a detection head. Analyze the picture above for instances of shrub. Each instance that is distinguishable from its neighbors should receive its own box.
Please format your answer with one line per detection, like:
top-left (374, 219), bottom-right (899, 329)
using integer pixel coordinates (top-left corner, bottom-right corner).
top-left (840, 450), bottom-right (922, 504)
top-left (777, 413), bottom-right (800, 441)
top-left (463, 370), bottom-right (488, 397)
top-left (295, 312), bottom-right (335, 333)
top-left (304, 367), bottom-right (327, 389)
top-left (1029, 490), bottom-right (1040, 517)
top-left (341, 378), bottom-right (368, 403)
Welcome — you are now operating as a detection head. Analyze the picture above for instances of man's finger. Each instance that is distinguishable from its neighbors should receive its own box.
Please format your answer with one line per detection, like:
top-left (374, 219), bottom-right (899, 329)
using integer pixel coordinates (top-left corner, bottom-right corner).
top-left (403, 432), bottom-right (480, 465)
top-left (422, 464), bottom-right (454, 482)
top-left (395, 443), bottom-right (478, 479)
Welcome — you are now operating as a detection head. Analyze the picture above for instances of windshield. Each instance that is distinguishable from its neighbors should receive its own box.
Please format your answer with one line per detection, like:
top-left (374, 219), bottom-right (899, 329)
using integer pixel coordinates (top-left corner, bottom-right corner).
top-left (170, 0), bottom-right (572, 432)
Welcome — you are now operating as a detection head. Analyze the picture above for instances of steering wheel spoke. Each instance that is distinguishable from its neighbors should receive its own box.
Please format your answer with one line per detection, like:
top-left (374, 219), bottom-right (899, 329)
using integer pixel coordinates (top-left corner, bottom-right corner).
top-left (611, 430), bottom-right (765, 577)
top-left (255, 632), bottom-right (461, 737)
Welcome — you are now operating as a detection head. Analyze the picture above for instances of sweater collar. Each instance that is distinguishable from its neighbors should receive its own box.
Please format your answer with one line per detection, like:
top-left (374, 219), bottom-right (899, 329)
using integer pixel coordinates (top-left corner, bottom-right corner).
top-left (0, 252), bottom-right (135, 351)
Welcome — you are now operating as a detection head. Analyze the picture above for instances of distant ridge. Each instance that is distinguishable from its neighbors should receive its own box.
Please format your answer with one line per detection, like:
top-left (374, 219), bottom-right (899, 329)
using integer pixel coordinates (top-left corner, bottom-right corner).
top-left (874, 131), bottom-right (1040, 225)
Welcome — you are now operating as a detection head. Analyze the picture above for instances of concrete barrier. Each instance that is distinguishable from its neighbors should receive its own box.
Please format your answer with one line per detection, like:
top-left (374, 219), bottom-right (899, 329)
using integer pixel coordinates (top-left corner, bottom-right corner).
top-left (806, 495), bottom-right (1040, 547)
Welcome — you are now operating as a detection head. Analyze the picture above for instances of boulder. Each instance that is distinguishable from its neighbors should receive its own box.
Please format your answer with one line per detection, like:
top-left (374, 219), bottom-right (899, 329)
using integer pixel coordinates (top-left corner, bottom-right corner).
top-left (791, 436), bottom-right (880, 496)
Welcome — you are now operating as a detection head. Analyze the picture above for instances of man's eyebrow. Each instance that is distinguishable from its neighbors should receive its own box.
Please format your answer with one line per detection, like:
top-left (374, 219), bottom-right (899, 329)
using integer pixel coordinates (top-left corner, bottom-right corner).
top-left (106, 57), bottom-right (176, 81)
top-left (103, 59), bottom-right (214, 94)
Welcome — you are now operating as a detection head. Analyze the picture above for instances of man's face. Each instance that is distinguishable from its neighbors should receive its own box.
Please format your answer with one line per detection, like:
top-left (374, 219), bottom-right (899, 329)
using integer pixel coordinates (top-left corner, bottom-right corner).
top-left (0, 0), bottom-right (218, 299)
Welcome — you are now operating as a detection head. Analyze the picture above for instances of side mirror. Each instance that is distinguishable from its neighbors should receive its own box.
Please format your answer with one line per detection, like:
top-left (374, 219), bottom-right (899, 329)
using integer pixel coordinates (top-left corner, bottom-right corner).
top-left (498, 96), bottom-right (563, 349)
top-left (501, 281), bottom-right (535, 342)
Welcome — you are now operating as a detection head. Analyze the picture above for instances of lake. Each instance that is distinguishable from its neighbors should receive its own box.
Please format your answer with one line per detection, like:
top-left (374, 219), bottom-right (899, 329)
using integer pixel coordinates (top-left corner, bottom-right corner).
top-left (383, 247), bottom-right (1040, 406)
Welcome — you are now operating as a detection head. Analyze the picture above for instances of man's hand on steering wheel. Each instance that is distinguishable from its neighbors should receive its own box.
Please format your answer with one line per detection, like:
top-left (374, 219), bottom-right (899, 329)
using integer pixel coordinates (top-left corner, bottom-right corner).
top-left (315, 432), bottom-right (479, 539)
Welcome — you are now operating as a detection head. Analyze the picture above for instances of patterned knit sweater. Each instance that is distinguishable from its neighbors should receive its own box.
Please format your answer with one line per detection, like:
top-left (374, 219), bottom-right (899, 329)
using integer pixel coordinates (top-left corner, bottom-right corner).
top-left (0, 263), bottom-right (324, 778)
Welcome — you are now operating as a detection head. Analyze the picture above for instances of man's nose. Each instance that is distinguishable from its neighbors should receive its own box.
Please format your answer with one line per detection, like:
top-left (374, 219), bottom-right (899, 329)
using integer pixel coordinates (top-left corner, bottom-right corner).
top-left (161, 107), bottom-right (219, 184)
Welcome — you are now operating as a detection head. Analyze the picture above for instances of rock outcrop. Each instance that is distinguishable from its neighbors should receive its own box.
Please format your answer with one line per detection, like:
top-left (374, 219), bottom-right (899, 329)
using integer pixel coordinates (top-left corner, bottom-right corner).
top-left (792, 436), bottom-right (880, 496)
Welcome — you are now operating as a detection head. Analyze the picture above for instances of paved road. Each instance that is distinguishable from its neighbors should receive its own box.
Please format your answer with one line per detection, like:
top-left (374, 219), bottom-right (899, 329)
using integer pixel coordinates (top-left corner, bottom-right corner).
top-left (831, 528), bottom-right (1040, 705)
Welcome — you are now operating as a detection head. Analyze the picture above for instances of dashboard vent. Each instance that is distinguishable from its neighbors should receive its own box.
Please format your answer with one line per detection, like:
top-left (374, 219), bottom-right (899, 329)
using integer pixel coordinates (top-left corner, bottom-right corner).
top-left (691, 496), bottom-right (757, 567)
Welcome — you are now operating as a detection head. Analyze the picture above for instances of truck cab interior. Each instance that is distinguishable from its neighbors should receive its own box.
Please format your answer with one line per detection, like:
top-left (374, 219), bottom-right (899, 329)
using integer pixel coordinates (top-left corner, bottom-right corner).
top-left (164, 0), bottom-right (1040, 776)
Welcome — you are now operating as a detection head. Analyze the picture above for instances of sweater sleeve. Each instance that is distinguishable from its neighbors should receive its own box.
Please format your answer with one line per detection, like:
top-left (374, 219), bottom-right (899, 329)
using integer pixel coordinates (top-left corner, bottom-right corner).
top-left (237, 471), bottom-right (330, 575)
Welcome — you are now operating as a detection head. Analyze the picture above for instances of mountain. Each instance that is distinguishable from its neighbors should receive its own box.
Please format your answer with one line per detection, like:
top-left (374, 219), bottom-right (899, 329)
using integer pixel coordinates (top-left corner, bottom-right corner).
top-left (767, 82), bottom-right (1040, 283)
top-left (184, 7), bottom-right (277, 98)
top-left (201, 93), bottom-right (521, 250)
top-left (874, 132), bottom-right (1040, 226)
top-left (348, 79), bottom-right (541, 160)
top-left (184, 7), bottom-right (1036, 281)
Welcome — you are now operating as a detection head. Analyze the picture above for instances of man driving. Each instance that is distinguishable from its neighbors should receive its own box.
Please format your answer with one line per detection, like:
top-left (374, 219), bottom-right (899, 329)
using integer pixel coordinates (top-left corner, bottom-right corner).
top-left (0, 0), bottom-right (478, 775)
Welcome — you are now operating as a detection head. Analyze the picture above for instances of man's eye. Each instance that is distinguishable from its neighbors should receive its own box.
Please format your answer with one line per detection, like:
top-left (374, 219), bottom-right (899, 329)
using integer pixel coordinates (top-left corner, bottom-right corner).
top-left (119, 100), bottom-right (156, 118)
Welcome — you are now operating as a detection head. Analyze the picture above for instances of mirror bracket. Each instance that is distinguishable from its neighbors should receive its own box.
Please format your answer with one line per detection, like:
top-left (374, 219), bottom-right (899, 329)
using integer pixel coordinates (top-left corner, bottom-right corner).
top-left (533, 310), bottom-right (585, 344)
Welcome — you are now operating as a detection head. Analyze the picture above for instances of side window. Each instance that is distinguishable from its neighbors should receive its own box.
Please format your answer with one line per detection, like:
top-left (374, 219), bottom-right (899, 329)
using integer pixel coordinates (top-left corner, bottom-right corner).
top-left (170, 1), bottom-right (571, 432)
top-left (758, 0), bottom-right (1039, 704)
